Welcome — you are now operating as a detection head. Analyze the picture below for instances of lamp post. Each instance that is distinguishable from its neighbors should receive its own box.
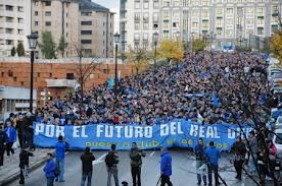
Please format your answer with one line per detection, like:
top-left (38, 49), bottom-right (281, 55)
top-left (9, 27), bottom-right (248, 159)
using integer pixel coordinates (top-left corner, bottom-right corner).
top-left (27, 32), bottom-right (38, 113)
top-left (153, 32), bottom-right (158, 69)
top-left (114, 32), bottom-right (120, 96)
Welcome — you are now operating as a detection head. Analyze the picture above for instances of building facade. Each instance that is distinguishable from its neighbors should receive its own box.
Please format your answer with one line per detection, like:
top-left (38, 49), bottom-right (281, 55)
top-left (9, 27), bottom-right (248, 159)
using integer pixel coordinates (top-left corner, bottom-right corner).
top-left (31, 0), bottom-right (114, 58)
top-left (0, 0), bottom-right (31, 56)
top-left (120, 0), bottom-right (282, 52)
top-left (0, 57), bottom-right (135, 107)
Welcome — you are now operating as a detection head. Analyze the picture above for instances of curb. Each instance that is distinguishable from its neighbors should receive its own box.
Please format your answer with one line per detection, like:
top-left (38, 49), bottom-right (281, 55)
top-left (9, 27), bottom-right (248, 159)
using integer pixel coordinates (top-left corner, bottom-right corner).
top-left (0, 150), bottom-right (54, 186)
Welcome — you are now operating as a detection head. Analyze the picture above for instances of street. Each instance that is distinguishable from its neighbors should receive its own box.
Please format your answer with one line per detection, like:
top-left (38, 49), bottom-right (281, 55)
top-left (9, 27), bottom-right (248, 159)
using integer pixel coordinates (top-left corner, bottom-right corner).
top-left (7, 150), bottom-right (274, 186)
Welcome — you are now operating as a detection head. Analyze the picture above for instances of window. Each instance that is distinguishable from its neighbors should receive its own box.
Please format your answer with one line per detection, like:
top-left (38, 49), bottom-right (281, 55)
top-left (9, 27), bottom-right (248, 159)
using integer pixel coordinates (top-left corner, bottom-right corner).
top-left (66, 73), bottom-right (74, 80)
top-left (8, 70), bottom-right (13, 77)
top-left (20, 81), bottom-right (24, 86)
top-left (135, 0), bottom-right (140, 9)
top-left (81, 21), bottom-right (92, 25)
top-left (5, 28), bottom-right (13, 35)
top-left (144, 0), bottom-right (149, 9)
top-left (143, 13), bottom-right (149, 23)
top-left (135, 23), bottom-right (140, 30)
top-left (1, 72), bottom-right (4, 77)
top-left (6, 40), bottom-right (13, 45)
top-left (18, 29), bottom-right (23, 35)
top-left (49, 73), bottom-right (52, 78)
top-left (153, 0), bottom-right (159, 8)
top-left (257, 27), bottom-right (264, 35)
top-left (37, 73), bottom-right (40, 77)
top-left (45, 1), bottom-right (51, 6)
top-left (45, 11), bottom-right (51, 16)
top-left (153, 13), bottom-right (158, 22)
top-left (81, 40), bottom-right (92, 44)
top-left (13, 77), bottom-right (17, 81)
top-left (18, 6), bottom-right (24, 12)
top-left (35, 1), bottom-right (39, 6)
top-left (5, 5), bottom-right (13, 11)
top-left (45, 22), bottom-right (51, 26)
top-left (103, 69), bottom-right (110, 74)
top-left (81, 12), bottom-right (92, 16)
top-left (143, 23), bottom-right (149, 30)
top-left (6, 17), bottom-right (13, 23)
top-left (35, 11), bottom-right (38, 16)
top-left (135, 13), bottom-right (140, 22)
top-left (227, 8), bottom-right (233, 14)
top-left (66, 13), bottom-right (68, 17)
top-left (35, 21), bottom-right (39, 26)
top-left (66, 23), bottom-right (68, 27)
top-left (81, 30), bottom-right (92, 35)
top-left (18, 18), bottom-right (23, 23)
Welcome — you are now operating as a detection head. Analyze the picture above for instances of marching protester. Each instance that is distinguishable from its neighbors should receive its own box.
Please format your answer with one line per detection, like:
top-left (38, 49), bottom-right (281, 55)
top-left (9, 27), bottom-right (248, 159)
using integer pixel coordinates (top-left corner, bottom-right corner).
top-left (231, 136), bottom-right (246, 181)
top-left (194, 138), bottom-right (207, 185)
top-left (19, 147), bottom-right (34, 185)
top-left (160, 147), bottom-right (173, 186)
top-left (0, 125), bottom-right (7, 166)
top-left (55, 135), bottom-right (68, 182)
top-left (106, 144), bottom-right (119, 186)
top-left (80, 147), bottom-right (96, 186)
top-left (129, 142), bottom-right (145, 186)
top-left (4, 121), bottom-right (16, 156)
top-left (205, 141), bottom-right (220, 186)
top-left (16, 114), bottom-right (26, 148)
top-left (44, 153), bottom-right (56, 186)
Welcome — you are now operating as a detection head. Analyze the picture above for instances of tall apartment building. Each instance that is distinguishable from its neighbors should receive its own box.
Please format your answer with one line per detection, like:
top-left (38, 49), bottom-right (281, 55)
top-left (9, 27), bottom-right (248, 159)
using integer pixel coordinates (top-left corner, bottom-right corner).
top-left (0, 0), bottom-right (31, 56)
top-left (120, 0), bottom-right (282, 52)
top-left (32, 0), bottom-right (114, 58)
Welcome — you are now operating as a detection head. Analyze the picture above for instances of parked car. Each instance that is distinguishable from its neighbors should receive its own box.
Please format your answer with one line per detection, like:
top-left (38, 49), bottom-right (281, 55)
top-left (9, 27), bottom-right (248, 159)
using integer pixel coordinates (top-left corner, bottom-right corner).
top-left (273, 129), bottom-right (282, 158)
top-left (275, 116), bottom-right (282, 129)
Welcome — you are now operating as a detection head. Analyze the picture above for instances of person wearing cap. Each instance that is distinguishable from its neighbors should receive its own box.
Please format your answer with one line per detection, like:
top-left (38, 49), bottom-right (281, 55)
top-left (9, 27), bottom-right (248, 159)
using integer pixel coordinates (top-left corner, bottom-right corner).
top-left (55, 135), bottom-right (68, 182)
top-left (80, 147), bottom-right (95, 186)
top-left (44, 153), bottom-right (56, 186)
top-left (106, 144), bottom-right (119, 186)
top-left (160, 147), bottom-right (173, 186)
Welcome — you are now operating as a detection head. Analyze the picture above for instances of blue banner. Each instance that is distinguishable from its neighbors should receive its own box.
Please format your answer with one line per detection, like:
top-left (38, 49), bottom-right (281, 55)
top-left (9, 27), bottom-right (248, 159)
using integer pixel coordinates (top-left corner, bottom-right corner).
top-left (33, 120), bottom-right (252, 151)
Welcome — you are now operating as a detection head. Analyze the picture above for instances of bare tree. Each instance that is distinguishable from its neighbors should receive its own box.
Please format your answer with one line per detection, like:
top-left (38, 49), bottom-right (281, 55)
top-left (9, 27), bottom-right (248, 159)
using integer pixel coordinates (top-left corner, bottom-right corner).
top-left (74, 45), bottom-right (101, 106)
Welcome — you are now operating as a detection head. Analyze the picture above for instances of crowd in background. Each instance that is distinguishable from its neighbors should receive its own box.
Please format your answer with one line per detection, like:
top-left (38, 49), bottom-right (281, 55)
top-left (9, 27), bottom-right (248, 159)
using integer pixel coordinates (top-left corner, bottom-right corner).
top-left (29, 51), bottom-right (274, 126)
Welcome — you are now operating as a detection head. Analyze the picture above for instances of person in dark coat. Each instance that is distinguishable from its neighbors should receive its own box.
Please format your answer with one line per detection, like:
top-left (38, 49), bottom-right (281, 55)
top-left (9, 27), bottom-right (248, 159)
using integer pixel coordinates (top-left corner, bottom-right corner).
top-left (231, 136), bottom-right (246, 180)
top-left (16, 114), bottom-right (25, 148)
top-left (195, 138), bottom-right (207, 185)
top-left (19, 147), bottom-right (34, 185)
top-left (0, 125), bottom-right (7, 166)
top-left (129, 142), bottom-right (145, 186)
top-left (80, 147), bottom-right (95, 186)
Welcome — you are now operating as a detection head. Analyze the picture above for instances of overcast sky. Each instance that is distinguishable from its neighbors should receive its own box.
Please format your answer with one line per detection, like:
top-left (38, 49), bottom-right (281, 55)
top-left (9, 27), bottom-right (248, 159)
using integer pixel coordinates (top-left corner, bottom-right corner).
top-left (94, 0), bottom-right (120, 32)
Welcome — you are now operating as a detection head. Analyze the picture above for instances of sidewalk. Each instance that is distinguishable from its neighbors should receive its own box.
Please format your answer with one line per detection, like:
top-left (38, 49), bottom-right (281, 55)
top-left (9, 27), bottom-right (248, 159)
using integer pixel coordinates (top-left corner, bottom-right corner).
top-left (0, 147), bottom-right (54, 186)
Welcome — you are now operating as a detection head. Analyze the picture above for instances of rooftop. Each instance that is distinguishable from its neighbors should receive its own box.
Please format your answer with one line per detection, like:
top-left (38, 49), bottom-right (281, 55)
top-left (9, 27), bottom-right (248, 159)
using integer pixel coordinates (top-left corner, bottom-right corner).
top-left (79, 0), bottom-right (109, 12)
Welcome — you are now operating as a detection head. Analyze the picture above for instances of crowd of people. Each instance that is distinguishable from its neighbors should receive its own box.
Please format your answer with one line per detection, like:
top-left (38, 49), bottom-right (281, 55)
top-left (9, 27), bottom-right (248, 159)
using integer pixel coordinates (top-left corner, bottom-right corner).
top-left (29, 51), bottom-right (274, 127)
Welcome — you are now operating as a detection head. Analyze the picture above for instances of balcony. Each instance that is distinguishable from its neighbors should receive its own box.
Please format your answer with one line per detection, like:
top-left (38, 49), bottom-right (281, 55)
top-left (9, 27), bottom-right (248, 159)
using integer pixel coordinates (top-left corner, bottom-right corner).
top-left (46, 79), bottom-right (79, 89)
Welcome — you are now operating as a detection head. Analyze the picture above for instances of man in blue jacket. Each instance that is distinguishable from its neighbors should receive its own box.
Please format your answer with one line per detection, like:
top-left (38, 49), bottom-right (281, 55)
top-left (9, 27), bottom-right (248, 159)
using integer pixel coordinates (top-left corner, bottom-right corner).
top-left (205, 141), bottom-right (221, 186)
top-left (4, 121), bottom-right (16, 156)
top-left (160, 147), bottom-right (173, 186)
top-left (55, 135), bottom-right (68, 182)
top-left (44, 153), bottom-right (56, 186)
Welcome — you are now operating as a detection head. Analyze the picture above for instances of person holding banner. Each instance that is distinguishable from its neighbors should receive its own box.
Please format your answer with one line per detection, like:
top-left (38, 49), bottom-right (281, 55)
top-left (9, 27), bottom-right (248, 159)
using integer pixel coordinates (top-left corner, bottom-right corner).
top-left (129, 142), bottom-right (146, 186)
top-left (106, 144), bottom-right (119, 186)
top-left (195, 138), bottom-right (207, 185)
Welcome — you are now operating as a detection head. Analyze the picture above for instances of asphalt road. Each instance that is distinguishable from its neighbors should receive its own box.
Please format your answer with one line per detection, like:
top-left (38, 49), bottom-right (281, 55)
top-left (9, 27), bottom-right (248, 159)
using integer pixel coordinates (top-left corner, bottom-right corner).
top-left (7, 150), bottom-right (274, 186)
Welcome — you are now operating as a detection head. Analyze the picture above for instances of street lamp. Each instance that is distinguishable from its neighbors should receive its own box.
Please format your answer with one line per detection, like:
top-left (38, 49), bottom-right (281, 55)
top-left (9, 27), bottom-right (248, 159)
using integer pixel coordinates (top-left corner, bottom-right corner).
top-left (27, 32), bottom-right (38, 113)
top-left (153, 32), bottom-right (158, 69)
top-left (114, 32), bottom-right (120, 96)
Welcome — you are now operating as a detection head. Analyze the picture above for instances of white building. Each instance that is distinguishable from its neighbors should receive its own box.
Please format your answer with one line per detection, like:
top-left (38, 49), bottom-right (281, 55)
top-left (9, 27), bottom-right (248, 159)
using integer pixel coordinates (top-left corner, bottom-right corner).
top-left (120, 0), bottom-right (282, 52)
top-left (0, 86), bottom-right (37, 121)
top-left (0, 0), bottom-right (31, 56)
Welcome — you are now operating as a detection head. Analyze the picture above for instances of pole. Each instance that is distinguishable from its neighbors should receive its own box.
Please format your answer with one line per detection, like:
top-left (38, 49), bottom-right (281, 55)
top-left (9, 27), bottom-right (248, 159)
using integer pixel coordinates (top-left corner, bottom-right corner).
top-left (154, 41), bottom-right (157, 69)
top-left (29, 50), bottom-right (34, 113)
top-left (114, 43), bottom-right (118, 96)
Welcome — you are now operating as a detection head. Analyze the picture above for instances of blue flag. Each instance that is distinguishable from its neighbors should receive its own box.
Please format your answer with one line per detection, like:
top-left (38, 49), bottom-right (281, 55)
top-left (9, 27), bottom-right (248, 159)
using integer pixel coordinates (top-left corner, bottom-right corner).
top-left (108, 76), bottom-right (114, 88)
top-left (212, 93), bottom-right (219, 108)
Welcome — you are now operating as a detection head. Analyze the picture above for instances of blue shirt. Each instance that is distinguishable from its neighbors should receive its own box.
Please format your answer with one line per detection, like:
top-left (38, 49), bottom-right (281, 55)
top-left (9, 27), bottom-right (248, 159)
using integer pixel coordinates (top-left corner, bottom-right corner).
top-left (55, 141), bottom-right (66, 160)
top-left (44, 158), bottom-right (56, 178)
top-left (205, 146), bottom-right (220, 165)
top-left (160, 152), bottom-right (172, 176)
